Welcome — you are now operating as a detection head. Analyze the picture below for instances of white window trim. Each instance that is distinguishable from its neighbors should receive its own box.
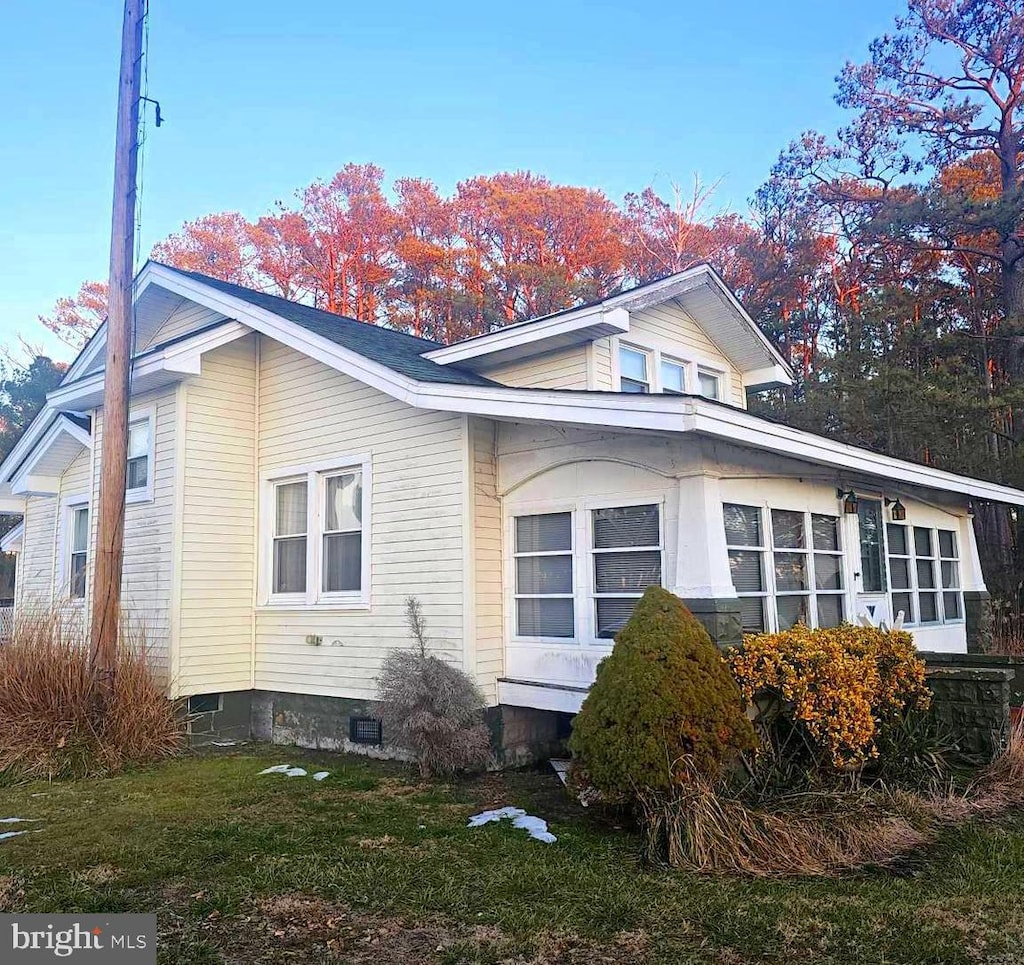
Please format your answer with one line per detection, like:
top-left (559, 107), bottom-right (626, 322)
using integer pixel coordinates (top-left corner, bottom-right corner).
top-left (125, 404), bottom-right (156, 505)
top-left (884, 520), bottom-right (964, 627)
top-left (615, 340), bottom-right (726, 401)
top-left (507, 494), bottom-right (666, 647)
top-left (725, 503), bottom-right (847, 633)
top-left (511, 505), bottom-right (578, 645)
top-left (58, 495), bottom-right (90, 605)
top-left (258, 454), bottom-right (372, 610)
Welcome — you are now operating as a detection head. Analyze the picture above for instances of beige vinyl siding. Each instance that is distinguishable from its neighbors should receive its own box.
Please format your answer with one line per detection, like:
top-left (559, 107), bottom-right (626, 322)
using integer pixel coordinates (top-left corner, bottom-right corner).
top-left (482, 345), bottom-right (590, 389)
top-left (590, 338), bottom-right (614, 389)
top-left (628, 304), bottom-right (746, 407)
top-left (89, 388), bottom-right (177, 678)
top-left (470, 417), bottom-right (502, 703)
top-left (139, 301), bottom-right (228, 351)
top-left (254, 337), bottom-right (467, 700)
top-left (53, 449), bottom-right (92, 622)
top-left (16, 495), bottom-right (58, 613)
top-left (176, 335), bottom-right (258, 696)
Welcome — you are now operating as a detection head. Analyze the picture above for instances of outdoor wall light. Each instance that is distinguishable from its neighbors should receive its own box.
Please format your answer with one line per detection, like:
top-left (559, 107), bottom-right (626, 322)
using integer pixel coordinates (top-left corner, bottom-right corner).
top-left (836, 488), bottom-right (859, 514)
top-left (886, 498), bottom-right (907, 521)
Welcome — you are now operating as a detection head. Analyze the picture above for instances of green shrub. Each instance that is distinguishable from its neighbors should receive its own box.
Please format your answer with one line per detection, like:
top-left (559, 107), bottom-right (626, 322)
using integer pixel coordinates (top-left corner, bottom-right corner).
top-left (569, 587), bottom-right (756, 798)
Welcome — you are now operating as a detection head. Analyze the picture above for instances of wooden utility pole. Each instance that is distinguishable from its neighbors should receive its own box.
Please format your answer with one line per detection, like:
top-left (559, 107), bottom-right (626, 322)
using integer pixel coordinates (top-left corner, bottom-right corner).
top-left (90, 0), bottom-right (146, 685)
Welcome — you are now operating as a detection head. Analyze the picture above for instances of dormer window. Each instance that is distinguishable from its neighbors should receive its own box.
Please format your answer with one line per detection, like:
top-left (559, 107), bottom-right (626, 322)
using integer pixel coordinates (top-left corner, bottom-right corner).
top-left (697, 368), bottom-right (721, 400)
top-left (660, 358), bottom-right (686, 395)
top-left (619, 347), bottom-right (650, 393)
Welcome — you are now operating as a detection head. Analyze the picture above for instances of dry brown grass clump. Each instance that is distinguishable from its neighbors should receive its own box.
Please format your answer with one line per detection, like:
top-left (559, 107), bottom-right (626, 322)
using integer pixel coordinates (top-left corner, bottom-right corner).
top-left (0, 607), bottom-right (183, 779)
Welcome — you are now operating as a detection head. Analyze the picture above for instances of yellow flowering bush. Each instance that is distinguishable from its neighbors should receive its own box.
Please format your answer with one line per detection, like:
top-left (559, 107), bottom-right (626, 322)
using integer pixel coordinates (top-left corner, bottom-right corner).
top-left (729, 624), bottom-right (930, 769)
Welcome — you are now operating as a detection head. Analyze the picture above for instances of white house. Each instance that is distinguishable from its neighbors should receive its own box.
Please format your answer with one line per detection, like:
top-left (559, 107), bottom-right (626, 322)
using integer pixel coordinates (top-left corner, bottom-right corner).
top-left (1, 261), bottom-right (1020, 759)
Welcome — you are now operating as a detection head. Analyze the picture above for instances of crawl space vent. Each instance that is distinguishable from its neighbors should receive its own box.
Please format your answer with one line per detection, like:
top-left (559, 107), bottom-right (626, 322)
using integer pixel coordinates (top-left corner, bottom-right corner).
top-left (349, 717), bottom-right (383, 745)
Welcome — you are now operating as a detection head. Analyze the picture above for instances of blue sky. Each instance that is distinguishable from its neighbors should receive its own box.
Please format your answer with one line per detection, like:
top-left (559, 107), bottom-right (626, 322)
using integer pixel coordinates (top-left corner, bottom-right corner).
top-left (0, 0), bottom-right (902, 363)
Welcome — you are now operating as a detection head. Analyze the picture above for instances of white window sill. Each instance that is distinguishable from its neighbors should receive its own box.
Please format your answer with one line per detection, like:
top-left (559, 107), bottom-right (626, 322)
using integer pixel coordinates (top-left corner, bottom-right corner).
top-left (125, 488), bottom-right (154, 505)
top-left (257, 600), bottom-right (370, 612)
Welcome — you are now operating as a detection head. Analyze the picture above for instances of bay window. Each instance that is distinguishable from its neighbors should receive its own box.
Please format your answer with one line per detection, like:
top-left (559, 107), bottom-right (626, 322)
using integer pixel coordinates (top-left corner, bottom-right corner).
top-left (264, 460), bottom-right (369, 606)
top-left (512, 502), bottom-right (663, 642)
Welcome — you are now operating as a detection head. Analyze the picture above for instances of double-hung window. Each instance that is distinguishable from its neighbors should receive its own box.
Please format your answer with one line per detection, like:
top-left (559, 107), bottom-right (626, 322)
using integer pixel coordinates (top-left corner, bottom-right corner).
top-left (514, 513), bottom-right (575, 638)
top-left (619, 347), bottom-right (650, 393)
top-left (697, 367), bottom-right (721, 400)
top-left (725, 504), bottom-right (845, 633)
top-left (591, 504), bottom-right (662, 638)
top-left (885, 523), bottom-right (962, 625)
top-left (68, 505), bottom-right (89, 600)
top-left (266, 461), bottom-right (368, 606)
top-left (126, 416), bottom-right (152, 498)
top-left (660, 358), bottom-right (686, 394)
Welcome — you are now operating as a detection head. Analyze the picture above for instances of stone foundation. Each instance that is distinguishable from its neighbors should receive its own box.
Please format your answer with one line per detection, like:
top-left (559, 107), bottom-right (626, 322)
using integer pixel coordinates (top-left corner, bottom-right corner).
top-left (964, 590), bottom-right (994, 653)
top-left (683, 597), bottom-right (743, 648)
top-left (924, 664), bottom-right (1013, 759)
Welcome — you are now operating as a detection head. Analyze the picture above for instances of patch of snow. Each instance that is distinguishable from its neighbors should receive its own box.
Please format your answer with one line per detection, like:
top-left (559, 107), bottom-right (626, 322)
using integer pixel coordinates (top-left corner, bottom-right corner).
top-left (0, 818), bottom-right (39, 824)
top-left (312, 771), bottom-right (329, 781)
top-left (467, 806), bottom-right (556, 844)
top-left (258, 764), bottom-right (293, 775)
top-left (0, 829), bottom-right (42, 842)
top-left (284, 767), bottom-right (307, 778)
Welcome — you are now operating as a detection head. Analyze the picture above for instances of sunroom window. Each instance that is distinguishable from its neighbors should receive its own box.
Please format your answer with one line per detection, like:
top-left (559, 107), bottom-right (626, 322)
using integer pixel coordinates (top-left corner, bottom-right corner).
top-left (886, 523), bottom-right (962, 625)
top-left (514, 512), bottom-right (574, 638)
top-left (591, 504), bottom-right (662, 638)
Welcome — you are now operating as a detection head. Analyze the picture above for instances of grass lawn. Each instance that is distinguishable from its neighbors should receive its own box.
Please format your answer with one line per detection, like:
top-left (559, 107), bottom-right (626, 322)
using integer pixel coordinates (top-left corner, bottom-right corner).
top-left (0, 747), bottom-right (1022, 964)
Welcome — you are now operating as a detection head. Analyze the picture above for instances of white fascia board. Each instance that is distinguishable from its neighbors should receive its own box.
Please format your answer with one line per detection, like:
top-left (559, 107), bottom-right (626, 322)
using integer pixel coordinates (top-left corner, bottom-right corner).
top-left (0, 496), bottom-right (26, 514)
top-left (689, 402), bottom-right (1024, 504)
top-left (421, 306), bottom-right (630, 367)
top-left (46, 319), bottom-right (250, 410)
top-left (8, 415), bottom-right (92, 495)
top-left (138, 266), bottom-right (1024, 506)
top-left (742, 364), bottom-right (794, 390)
top-left (0, 520), bottom-right (24, 553)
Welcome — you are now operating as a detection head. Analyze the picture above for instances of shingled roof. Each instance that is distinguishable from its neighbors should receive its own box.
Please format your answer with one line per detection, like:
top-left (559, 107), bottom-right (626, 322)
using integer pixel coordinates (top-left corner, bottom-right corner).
top-left (156, 265), bottom-right (498, 387)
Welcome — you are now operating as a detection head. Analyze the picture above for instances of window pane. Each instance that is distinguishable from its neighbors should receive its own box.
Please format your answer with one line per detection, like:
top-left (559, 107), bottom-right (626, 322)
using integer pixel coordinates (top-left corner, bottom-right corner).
top-left (919, 592), bottom-right (938, 623)
top-left (814, 553), bottom-right (842, 591)
top-left (73, 508), bottom-right (89, 553)
top-left (916, 558), bottom-right (936, 589)
top-left (943, 592), bottom-right (962, 620)
top-left (817, 595), bottom-right (844, 628)
top-left (324, 472), bottom-right (362, 532)
top-left (698, 370), bottom-right (720, 399)
top-left (892, 592), bottom-right (913, 622)
top-left (516, 513), bottom-right (571, 553)
top-left (777, 595), bottom-right (809, 631)
top-left (914, 527), bottom-right (933, 557)
top-left (127, 456), bottom-right (148, 491)
top-left (857, 499), bottom-right (886, 592)
top-left (322, 532), bottom-right (361, 592)
top-left (275, 482), bottom-right (308, 537)
top-left (517, 598), bottom-right (574, 638)
top-left (739, 597), bottom-right (765, 633)
top-left (660, 360), bottom-right (685, 393)
top-left (941, 559), bottom-right (960, 589)
top-left (594, 550), bottom-right (662, 592)
top-left (887, 524), bottom-right (908, 557)
top-left (516, 555), bottom-right (572, 595)
top-left (127, 421), bottom-right (150, 459)
top-left (70, 553), bottom-right (87, 599)
top-left (620, 347), bottom-right (648, 382)
top-left (812, 514), bottom-right (840, 551)
top-left (595, 598), bottom-right (639, 639)
top-left (774, 552), bottom-right (808, 591)
top-left (621, 378), bottom-right (649, 393)
top-left (890, 557), bottom-right (911, 590)
top-left (723, 504), bottom-right (761, 547)
top-left (593, 505), bottom-right (659, 548)
top-left (771, 510), bottom-right (805, 549)
top-left (273, 536), bottom-right (307, 593)
top-left (728, 550), bottom-right (764, 593)
top-left (938, 530), bottom-right (957, 558)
